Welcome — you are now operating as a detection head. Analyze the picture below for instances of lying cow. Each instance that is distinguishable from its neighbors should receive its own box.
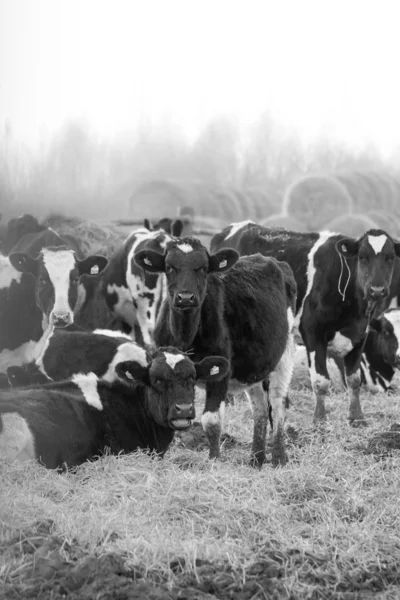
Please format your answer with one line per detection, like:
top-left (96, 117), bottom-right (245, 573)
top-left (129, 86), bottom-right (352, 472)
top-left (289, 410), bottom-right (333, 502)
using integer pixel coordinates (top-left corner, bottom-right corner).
top-left (135, 237), bottom-right (297, 467)
top-left (0, 348), bottom-right (230, 469)
top-left (211, 222), bottom-right (400, 426)
top-left (6, 329), bottom-right (148, 387)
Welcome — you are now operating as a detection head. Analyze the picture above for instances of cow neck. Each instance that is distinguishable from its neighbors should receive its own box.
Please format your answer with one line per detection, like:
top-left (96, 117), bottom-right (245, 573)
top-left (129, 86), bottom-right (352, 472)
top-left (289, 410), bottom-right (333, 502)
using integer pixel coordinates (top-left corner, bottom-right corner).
top-left (168, 304), bottom-right (201, 350)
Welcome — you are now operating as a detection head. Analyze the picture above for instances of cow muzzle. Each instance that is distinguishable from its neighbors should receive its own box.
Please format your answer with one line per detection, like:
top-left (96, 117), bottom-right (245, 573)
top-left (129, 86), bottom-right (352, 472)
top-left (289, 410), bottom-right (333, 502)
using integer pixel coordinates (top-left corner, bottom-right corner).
top-left (50, 311), bottom-right (73, 328)
top-left (367, 285), bottom-right (388, 300)
top-left (174, 291), bottom-right (198, 310)
top-left (169, 402), bottom-right (195, 429)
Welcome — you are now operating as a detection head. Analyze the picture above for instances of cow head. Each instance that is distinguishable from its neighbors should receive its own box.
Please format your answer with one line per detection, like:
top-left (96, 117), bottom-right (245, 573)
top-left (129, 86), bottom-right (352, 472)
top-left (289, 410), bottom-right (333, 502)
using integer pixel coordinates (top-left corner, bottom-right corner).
top-left (135, 237), bottom-right (239, 312)
top-left (143, 217), bottom-right (184, 237)
top-left (9, 247), bottom-right (108, 328)
top-left (116, 347), bottom-right (230, 429)
top-left (2, 214), bottom-right (44, 255)
top-left (369, 309), bottom-right (400, 369)
top-left (336, 229), bottom-right (400, 302)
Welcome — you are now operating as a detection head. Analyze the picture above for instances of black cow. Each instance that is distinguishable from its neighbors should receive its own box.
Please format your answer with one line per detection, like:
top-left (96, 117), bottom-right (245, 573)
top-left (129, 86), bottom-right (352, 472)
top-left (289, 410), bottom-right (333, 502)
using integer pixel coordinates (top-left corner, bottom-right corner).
top-left (135, 237), bottom-right (297, 467)
top-left (2, 214), bottom-right (83, 258)
top-left (0, 347), bottom-right (230, 469)
top-left (6, 328), bottom-right (149, 387)
top-left (211, 222), bottom-right (400, 425)
top-left (101, 226), bottom-right (181, 348)
top-left (9, 247), bottom-right (108, 329)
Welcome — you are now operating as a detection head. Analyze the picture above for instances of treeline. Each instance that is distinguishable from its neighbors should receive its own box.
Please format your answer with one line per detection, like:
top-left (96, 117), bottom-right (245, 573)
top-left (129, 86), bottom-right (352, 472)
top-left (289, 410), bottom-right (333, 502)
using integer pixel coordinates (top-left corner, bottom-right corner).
top-left (1, 113), bottom-right (400, 230)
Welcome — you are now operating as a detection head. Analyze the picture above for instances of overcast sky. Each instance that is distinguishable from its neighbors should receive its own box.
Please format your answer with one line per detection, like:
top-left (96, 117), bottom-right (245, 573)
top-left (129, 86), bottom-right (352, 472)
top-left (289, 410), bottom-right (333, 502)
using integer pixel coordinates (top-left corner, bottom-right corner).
top-left (1, 0), bottom-right (400, 155)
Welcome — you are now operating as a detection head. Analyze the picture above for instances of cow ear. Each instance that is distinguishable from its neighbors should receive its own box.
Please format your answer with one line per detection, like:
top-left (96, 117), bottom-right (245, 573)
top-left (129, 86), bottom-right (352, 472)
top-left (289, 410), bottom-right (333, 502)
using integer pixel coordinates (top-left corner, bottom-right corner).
top-left (144, 218), bottom-right (152, 231)
top-left (394, 241), bottom-right (400, 257)
top-left (78, 255), bottom-right (108, 276)
top-left (208, 249), bottom-right (239, 273)
top-left (115, 360), bottom-right (150, 386)
top-left (9, 252), bottom-right (39, 275)
top-left (195, 356), bottom-right (230, 381)
top-left (171, 219), bottom-right (184, 237)
top-left (336, 238), bottom-right (359, 259)
top-left (135, 250), bottom-right (166, 273)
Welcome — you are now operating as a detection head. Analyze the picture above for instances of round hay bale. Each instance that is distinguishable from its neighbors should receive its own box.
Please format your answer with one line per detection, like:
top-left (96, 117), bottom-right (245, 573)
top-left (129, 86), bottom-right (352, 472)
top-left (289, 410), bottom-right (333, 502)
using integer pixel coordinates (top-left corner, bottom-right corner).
top-left (324, 213), bottom-right (378, 238)
top-left (282, 174), bottom-right (353, 231)
top-left (260, 213), bottom-right (307, 232)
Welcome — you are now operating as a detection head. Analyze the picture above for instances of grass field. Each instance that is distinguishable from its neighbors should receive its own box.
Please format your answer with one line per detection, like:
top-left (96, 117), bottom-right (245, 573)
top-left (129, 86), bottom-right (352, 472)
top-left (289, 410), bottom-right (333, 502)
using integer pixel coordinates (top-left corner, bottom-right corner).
top-left (1, 371), bottom-right (400, 599)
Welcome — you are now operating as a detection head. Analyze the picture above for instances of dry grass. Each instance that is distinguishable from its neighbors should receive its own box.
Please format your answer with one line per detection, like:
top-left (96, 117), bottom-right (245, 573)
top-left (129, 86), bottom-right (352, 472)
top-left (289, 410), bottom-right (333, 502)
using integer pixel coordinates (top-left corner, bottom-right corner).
top-left (2, 373), bottom-right (400, 598)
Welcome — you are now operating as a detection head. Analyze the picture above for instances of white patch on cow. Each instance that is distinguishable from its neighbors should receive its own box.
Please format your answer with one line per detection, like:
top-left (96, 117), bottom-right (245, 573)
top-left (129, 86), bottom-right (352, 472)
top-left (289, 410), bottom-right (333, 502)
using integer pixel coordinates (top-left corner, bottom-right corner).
top-left (0, 255), bottom-right (22, 289)
top-left (360, 357), bottom-right (386, 394)
top-left (367, 234), bottom-right (387, 254)
top-left (106, 283), bottom-right (136, 330)
top-left (287, 307), bottom-right (295, 333)
top-left (164, 352), bottom-right (185, 369)
top-left (201, 410), bottom-right (221, 431)
top-left (389, 297), bottom-right (399, 309)
top-left (93, 329), bottom-right (132, 340)
top-left (294, 231), bottom-right (336, 327)
top-left (36, 326), bottom-right (56, 378)
top-left (103, 342), bottom-right (148, 383)
top-left (0, 324), bottom-right (54, 374)
top-left (382, 310), bottom-right (400, 359)
top-left (224, 220), bottom-right (255, 241)
top-left (328, 332), bottom-right (353, 357)
top-left (0, 413), bottom-right (36, 463)
top-left (42, 249), bottom-right (76, 318)
top-left (176, 243), bottom-right (193, 254)
top-left (72, 372), bottom-right (103, 410)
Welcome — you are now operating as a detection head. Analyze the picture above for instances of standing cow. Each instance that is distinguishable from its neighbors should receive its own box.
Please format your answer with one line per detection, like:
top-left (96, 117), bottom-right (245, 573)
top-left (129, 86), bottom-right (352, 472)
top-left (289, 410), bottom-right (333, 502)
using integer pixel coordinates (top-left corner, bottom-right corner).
top-left (135, 237), bottom-right (297, 467)
top-left (211, 222), bottom-right (400, 425)
top-left (101, 224), bottom-right (183, 348)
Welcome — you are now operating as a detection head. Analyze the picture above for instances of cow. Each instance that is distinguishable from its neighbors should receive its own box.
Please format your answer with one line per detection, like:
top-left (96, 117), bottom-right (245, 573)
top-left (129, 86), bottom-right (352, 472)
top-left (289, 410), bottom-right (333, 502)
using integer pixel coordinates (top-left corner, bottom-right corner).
top-left (0, 347), bottom-right (230, 469)
top-left (211, 222), bottom-right (400, 425)
top-left (101, 226), bottom-right (181, 348)
top-left (143, 217), bottom-right (184, 236)
top-left (2, 214), bottom-right (83, 258)
top-left (329, 309), bottom-right (400, 394)
top-left (8, 247), bottom-right (108, 330)
top-left (6, 328), bottom-right (149, 387)
top-left (74, 272), bottom-right (122, 331)
top-left (135, 237), bottom-right (297, 467)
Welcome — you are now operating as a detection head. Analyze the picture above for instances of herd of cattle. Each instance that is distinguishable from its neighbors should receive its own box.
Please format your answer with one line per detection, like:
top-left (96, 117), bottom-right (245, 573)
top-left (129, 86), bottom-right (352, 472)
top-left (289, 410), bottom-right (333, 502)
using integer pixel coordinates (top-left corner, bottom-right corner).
top-left (1, 213), bottom-right (400, 471)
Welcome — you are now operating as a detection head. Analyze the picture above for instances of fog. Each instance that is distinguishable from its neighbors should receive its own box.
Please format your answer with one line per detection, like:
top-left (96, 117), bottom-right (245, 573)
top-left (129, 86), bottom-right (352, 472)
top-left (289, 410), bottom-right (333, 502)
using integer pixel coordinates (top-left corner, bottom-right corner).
top-left (1, 0), bottom-right (400, 230)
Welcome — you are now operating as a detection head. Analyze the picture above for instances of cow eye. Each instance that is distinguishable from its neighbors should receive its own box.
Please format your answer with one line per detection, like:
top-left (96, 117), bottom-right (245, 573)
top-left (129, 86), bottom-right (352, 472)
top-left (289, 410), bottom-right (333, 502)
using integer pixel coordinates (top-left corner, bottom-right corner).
top-left (166, 265), bottom-right (175, 274)
top-left (384, 329), bottom-right (391, 337)
top-left (195, 267), bottom-right (207, 274)
top-left (38, 276), bottom-right (47, 285)
top-left (386, 255), bottom-right (394, 264)
top-left (359, 255), bottom-right (369, 263)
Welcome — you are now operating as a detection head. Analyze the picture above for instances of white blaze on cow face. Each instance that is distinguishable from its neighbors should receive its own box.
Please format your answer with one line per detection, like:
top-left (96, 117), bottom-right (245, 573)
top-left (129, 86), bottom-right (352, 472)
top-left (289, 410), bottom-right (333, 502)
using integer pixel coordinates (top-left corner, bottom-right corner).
top-left (72, 372), bottom-right (103, 410)
top-left (164, 352), bottom-right (185, 369)
top-left (42, 249), bottom-right (77, 325)
top-left (176, 243), bottom-right (194, 254)
top-left (225, 220), bottom-right (255, 241)
top-left (0, 256), bottom-right (22, 289)
top-left (367, 234), bottom-right (388, 254)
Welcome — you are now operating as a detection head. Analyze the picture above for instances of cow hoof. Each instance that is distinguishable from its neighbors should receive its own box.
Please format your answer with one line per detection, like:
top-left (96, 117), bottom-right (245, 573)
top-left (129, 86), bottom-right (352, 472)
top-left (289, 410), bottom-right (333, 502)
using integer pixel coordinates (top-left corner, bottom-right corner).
top-left (349, 418), bottom-right (368, 428)
top-left (249, 452), bottom-right (266, 469)
top-left (272, 454), bottom-right (287, 468)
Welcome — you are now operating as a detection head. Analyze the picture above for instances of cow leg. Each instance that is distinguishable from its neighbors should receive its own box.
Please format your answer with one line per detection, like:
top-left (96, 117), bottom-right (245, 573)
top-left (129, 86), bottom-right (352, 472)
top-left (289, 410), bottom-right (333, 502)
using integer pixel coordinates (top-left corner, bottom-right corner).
top-left (268, 334), bottom-right (296, 467)
top-left (305, 338), bottom-right (330, 422)
top-left (201, 379), bottom-right (229, 459)
top-left (344, 342), bottom-right (367, 426)
top-left (247, 383), bottom-right (269, 468)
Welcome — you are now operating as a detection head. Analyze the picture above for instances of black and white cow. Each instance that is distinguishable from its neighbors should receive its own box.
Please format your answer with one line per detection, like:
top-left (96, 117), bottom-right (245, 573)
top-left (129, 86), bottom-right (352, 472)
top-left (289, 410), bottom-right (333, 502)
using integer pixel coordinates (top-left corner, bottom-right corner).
top-left (0, 348), bottom-right (230, 469)
top-left (9, 247), bottom-right (108, 329)
top-left (135, 237), bottom-right (297, 467)
top-left (211, 222), bottom-right (400, 425)
top-left (101, 226), bottom-right (182, 347)
top-left (2, 214), bottom-right (83, 258)
top-left (6, 329), bottom-right (149, 387)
